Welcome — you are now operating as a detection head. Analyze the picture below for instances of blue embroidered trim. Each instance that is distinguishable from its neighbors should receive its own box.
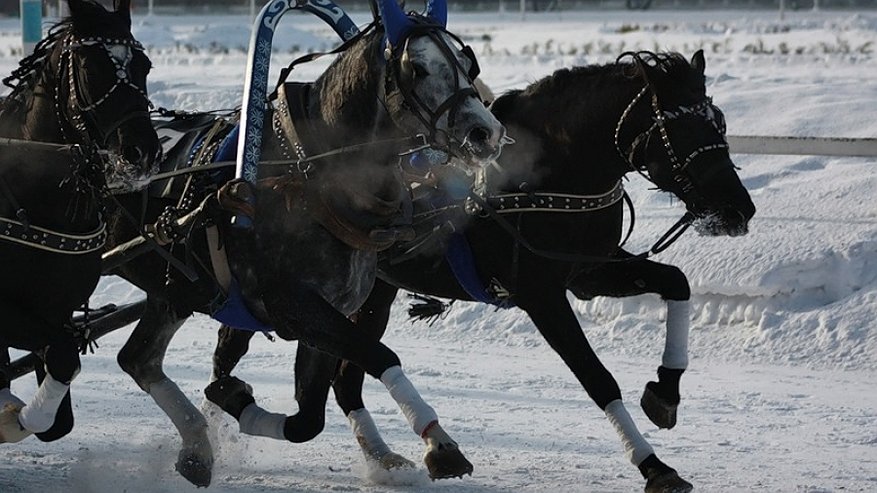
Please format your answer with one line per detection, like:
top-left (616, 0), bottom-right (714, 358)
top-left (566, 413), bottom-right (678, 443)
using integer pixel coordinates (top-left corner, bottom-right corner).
top-left (445, 233), bottom-right (513, 308)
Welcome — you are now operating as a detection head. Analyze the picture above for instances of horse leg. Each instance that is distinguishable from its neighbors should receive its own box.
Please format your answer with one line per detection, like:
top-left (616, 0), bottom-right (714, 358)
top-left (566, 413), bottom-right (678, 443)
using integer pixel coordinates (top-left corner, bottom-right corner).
top-left (518, 289), bottom-right (692, 493)
top-left (209, 324), bottom-right (333, 443)
top-left (568, 254), bottom-right (690, 429)
top-left (211, 324), bottom-right (255, 381)
top-left (206, 282), bottom-right (471, 479)
top-left (32, 363), bottom-right (74, 442)
top-left (0, 303), bottom-right (79, 444)
top-left (333, 280), bottom-right (415, 469)
top-left (116, 296), bottom-right (212, 487)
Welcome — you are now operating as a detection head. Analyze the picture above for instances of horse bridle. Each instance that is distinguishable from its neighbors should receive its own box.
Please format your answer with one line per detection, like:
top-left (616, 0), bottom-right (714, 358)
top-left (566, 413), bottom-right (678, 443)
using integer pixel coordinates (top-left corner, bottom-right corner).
top-left (453, 76), bottom-right (731, 267)
top-left (56, 34), bottom-right (153, 147)
top-left (384, 21), bottom-right (482, 159)
top-left (614, 84), bottom-right (730, 197)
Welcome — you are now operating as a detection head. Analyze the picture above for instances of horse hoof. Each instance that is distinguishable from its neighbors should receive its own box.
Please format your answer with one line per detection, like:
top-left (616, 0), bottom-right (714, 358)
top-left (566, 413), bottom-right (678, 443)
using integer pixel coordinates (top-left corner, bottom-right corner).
top-left (0, 404), bottom-right (32, 444)
top-left (377, 451), bottom-right (416, 470)
top-left (424, 446), bottom-right (473, 480)
top-left (644, 470), bottom-right (693, 493)
top-left (641, 382), bottom-right (678, 429)
top-left (175, 449), bottom-right (213, 488)
top-left (204, 376), bottom-right (255, 420)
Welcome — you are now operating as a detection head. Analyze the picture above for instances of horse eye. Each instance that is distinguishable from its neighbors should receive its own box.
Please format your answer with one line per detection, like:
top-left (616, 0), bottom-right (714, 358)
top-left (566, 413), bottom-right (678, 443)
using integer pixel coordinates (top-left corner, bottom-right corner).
top-left (412, 64), bottom-right (429, 78)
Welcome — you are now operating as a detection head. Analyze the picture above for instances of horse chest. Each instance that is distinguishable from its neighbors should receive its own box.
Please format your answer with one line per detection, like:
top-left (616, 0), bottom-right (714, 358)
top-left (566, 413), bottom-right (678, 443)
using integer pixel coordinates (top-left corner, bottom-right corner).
top-left (251, 224), bottom-right (378, 317)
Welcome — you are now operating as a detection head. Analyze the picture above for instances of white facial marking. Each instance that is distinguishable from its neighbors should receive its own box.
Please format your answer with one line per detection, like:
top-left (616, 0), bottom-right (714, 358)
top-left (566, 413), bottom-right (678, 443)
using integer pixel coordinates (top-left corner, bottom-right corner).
top-left (404, 32), bottom-right (505, 163)
top-left (109, 44), bottom-right (130, 63)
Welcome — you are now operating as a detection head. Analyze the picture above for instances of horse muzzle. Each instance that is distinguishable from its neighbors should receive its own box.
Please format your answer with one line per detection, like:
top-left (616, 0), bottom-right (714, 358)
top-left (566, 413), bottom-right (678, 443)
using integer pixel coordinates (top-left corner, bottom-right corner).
top-left (692, 203), bottom-right (755, 237)
top-left (456, 123), bottom-right (512, 166)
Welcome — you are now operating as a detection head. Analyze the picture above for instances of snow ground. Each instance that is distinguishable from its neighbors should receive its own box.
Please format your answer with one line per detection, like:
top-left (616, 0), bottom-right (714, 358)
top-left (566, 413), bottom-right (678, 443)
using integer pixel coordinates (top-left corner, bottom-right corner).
top-left (1, 8), bottom-right (876, 492)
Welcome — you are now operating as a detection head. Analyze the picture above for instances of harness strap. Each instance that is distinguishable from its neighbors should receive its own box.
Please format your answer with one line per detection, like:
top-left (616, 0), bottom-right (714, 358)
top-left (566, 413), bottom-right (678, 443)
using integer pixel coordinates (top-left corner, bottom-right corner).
top-left (486, 180), bottom-right (624, 213)
top-left (273, 82), bottom-right (314, 166)
top-left (206, 225), bottom-right (231, 294)
top-left (0, 216), bottom-right (106, 254)
top-left (468, 193), bottom-right (692, 264)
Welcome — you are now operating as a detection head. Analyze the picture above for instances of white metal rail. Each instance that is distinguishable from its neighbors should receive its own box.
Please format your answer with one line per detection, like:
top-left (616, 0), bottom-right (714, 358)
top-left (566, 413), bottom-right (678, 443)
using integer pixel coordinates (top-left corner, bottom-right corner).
top-left (727, 136), bottom-right (877, 158)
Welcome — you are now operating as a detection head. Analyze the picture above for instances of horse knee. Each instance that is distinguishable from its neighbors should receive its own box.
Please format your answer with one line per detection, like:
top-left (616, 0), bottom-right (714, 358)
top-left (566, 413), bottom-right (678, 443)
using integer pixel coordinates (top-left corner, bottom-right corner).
top-left (44, 344), bottom-right (80, 383)
top-left (660, 266), bottom-right (690, 301)
top-left (117, 342), bottom-right (163, 390)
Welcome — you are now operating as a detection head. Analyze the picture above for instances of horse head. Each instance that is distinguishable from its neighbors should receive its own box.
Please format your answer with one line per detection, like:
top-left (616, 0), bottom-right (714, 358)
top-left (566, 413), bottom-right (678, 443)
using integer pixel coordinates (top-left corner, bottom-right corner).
top-left (40, 0), bottom-right (159, 189)
top-left (616, 50), bottom-right (755, 237)
top-left (378, 0), bottom-right (507, 165)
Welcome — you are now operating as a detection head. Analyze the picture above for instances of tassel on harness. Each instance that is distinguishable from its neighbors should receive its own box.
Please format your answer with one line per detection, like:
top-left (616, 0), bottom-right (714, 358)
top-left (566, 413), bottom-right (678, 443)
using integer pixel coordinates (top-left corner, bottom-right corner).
top-left (407, 293), bottom-right (453, 325)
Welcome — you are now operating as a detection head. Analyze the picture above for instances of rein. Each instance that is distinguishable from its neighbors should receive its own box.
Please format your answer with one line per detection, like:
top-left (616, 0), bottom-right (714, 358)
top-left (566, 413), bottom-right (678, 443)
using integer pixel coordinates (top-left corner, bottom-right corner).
top-left (111, 132), bottom-right (433, 193)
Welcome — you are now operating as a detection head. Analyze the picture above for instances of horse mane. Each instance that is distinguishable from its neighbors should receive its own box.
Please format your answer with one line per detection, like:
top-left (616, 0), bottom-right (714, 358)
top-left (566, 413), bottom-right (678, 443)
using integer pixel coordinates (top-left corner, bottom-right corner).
top-left (0, 20), bottom-right (73, 119)
top-left (519, 51), bottom-right (692, 100)
top-left (312, 28), bottom-right (385, 129)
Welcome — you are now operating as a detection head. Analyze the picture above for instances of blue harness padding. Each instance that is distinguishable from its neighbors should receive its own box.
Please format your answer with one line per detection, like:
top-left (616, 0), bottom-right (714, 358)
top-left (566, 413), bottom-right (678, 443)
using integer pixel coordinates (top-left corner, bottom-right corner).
top-left (407, 150), bottom-right (513, 308)
top-left (211, 279), bottom-right (273, 332)
top-left (215, 124), bottom-right (239, 162)
top-left (208, 123), bottom-right (239, 185)
top-left (445, 233), bottom-right (514, 308)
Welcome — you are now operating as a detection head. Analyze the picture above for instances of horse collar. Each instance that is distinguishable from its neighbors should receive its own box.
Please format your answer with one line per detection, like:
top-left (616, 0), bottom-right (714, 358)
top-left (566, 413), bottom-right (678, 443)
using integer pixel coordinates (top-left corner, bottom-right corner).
top-left (272, 82), bottom-right (316, 177)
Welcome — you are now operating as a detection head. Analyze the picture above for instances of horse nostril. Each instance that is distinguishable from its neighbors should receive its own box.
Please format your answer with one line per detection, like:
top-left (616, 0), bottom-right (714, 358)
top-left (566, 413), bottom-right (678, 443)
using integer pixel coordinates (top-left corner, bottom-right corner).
top-left (122, 145), bottom-right (144, 165)
top-left (467, 126), bottom-right (491, 147)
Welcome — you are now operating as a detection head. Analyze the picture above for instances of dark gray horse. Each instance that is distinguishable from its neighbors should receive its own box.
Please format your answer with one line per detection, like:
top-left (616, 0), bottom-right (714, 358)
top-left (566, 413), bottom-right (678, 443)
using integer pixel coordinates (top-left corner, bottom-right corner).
top-left (102, 0), bottom-right (506, 486)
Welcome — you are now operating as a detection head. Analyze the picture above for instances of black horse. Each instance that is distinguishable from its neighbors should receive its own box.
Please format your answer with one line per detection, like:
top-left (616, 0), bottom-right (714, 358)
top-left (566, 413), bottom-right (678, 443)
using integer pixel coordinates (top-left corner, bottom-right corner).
top-left (102, 0), bottom-right (506, 486)
top-left (212, 50), bottom-right (756, 492)
top-left (0, 0), bottom-right (159, 444)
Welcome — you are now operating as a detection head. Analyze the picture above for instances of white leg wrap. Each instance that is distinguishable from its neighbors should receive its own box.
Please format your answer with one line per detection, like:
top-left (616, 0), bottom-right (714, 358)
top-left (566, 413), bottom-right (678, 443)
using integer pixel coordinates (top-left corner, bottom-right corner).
top-left (148, 378), bottom-right (208, 442)
top-left (348, 408), bottom-right (391, 458)
top-left (662, 300), bottom-right (690, 370)
top-left (380, 366), bottom-right (438, 436)
top-left (238, 402), bottom-right (286, 440)
top-left (605, 399), bottom-right (654, 466)
top-left (18, 374), bottom-right (69, 433)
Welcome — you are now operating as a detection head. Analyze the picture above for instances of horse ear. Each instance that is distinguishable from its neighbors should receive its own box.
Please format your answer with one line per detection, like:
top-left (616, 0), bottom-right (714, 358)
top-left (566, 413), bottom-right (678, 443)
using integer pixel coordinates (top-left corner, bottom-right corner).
top-left (425, 0), bottom-right (447, 28)
top-left (66, 0), bottom-right (86, 17)
top-left (115, 0), bottom-right (133, 26)
top-left (377, 0), bottom-right (412, 49)
top-left (115, 0), bottom-right (132, 13)
top-left (690, 49), bottom-right (706, 75)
